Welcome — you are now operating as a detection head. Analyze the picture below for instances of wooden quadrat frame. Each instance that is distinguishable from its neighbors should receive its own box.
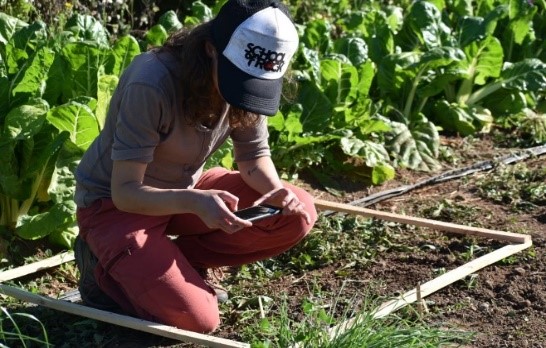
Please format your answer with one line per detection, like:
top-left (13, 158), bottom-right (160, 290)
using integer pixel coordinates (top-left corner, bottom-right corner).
top-left (0, 199), bottom-right (533, 347)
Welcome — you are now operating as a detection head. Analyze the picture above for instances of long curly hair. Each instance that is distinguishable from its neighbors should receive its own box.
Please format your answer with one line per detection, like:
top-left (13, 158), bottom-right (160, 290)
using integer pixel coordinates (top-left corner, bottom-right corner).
top-left (159, 21), bottom-right (259, 128)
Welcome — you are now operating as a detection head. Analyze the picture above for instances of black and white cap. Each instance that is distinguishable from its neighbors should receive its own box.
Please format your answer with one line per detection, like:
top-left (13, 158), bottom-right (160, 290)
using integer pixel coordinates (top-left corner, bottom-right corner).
top-left (212, 0), bottom-right (299, 116)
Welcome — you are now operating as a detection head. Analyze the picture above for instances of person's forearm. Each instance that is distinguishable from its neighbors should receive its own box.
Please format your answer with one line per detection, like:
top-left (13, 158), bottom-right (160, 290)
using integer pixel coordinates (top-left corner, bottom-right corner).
top-left (112, 182), bottom-right (203, 216)
top-left (237, 156), bottom-right (284, 196)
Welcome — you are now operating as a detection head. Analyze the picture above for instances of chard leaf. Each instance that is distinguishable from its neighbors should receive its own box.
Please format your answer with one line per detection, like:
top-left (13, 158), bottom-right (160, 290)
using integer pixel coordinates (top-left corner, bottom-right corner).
top-left (5, 21), bottom-right (48, 74)
top-left (16, 200), bottom-right (76, 240)
top-left (371, 164), bottom-right (396, 185)
top-left (432, 100), bottom-right (493, 135)
top-left (455, 36), bottom-right (503, 103)
top-left (297, 81), bottom-right (332, 132)
top-left (397, 1), bottom-right (451, 50)
top-left (47, 100), bottom-right (100, 150)
top-left (205, 138), bottom-right (233, 170)
top-left (463, 36), bottom-right (503, 85)
top-left (65, 14), bottom-right (109, 47)
top-left (158, 10), bottom-right (183, 33)
top-left (333, 37), bottom-right (368, 66)
top-left (193, 1), bottom-right (214, 20)
top-left (11, 47), bottom-right (55, 101)
top-left (320, 59), bottom-right (359, 108)
top-left (467, 59), bottom-right (546, 105)
top-left (285, 110), bottom-right (304, 142)
top-left (385, 115), bottom-right (440, 171)
top-left (43, 53), bottom-right (71, 104)
top-left (302, 19), bottom-right (332, 54)
top-left (0, 13), bottom-right (28, 45)
top-left (49, 225), bottom-right (78, 249)
top-left (59, 41), bottom-right (114, 99)
top-left (3, 99), bottom-right (48, 140)
top-left (377, 51), bottom-right (420, 99)
top-left (146, 25), bottom-right (168, 48)
top-left (342, 10), bottom-right (395, 64)
top-left (507, 0), bottom-right (537, 45)
top-left (96, 74), bottom-right (118, 130)
top-left (340, 137), bottom-right (390, 167)
top-left (300, 47), bottom-right (321, 82)
top-left (483, 90), bottom-right (527, 116)
top-left (458, 16), bottom-right (486, 47)
top-left (267, 111), bottom-right (284, 132)
top-left (111, 35), bottom-right (140, 77)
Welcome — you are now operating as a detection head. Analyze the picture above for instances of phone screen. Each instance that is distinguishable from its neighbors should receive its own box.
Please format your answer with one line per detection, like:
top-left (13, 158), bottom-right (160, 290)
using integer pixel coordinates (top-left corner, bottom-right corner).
top-left (233, 204), bottom-right (282, 222)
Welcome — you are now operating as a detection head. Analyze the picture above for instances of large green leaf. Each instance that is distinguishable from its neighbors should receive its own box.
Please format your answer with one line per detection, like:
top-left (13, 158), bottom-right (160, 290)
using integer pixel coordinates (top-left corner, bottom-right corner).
top-left (385, 114), bottom-right (440, 171)
top-left (47, 100), bottom-right (100, 150)
top-left (16, 200), bottom-right (76, 240)
top-left (301, 19), bottom-right (332, 55)
top-left (145, 25), bottom-right (168, 48)
top-left (96, 73), bottom-right (118, 130)
top-left (455, 36), bottom-right (503, 103)
top-left (341, 9), bottom-right (396, 64)
top-left (5, 20), bottom-right (48, 74)
top-left (339, 137), bottom-right (390, 167)
top-left (320, 59), bottom-right (359, 108)
top-left (43, 52), bottom-right (71, 105)
top-left (467, 59), bottom-right (546, 105)
top-left (432, 100), bottom-right (493, 135)
top-left (58, 41), bottom-right (114, 99)
top-left (297, 81), bottom-right (333, 132)
top-left (65, 14), bottom-right (109, 47)
top-left (0, 13), bottom-right (28, 45)
top-left (11, 46), bottom-right (55, 103)
top-left (158, 10), bottom-right (183, 33)
top-left (333, 37), bottom-right (368, 67)
top-left (110, 35), bottom-right (140, 77)
top-left (463, 36), bottom-right (503, 85)
top-left (507, 0), bottom-right (537, 45)
top-left (396, 0), bottom-right (452, 50)
top-left (3, 98), bottom-right (48, 140)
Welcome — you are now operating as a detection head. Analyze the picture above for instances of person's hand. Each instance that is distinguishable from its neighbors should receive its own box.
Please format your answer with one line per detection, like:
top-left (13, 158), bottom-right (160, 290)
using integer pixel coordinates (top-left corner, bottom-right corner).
top-left (253, 187), bottom-right (311, 224)
top-left (194, 190), bottom-right (252, 234)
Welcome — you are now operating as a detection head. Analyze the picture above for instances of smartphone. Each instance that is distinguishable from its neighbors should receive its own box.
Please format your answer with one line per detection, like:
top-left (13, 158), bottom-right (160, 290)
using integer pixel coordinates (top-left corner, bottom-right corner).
top-left (233, 204), bottom-right (282, 222)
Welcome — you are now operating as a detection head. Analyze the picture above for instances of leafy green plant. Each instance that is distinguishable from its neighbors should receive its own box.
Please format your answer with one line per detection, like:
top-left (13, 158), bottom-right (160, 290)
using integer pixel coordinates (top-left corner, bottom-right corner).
top-left (0, 12), bottom-right (140, 252)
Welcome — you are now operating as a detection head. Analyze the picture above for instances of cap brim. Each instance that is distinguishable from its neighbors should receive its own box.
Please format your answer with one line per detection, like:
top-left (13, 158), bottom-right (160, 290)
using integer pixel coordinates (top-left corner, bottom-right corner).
top-left (217, 54), bottom-right (282, 116)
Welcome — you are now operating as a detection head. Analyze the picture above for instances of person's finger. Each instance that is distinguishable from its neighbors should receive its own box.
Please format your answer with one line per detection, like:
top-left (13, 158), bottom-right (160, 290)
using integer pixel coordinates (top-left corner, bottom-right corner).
top-left (218, 191), bottom-right (239, 211)
top-left (252, 191), bottom-right (275, 206)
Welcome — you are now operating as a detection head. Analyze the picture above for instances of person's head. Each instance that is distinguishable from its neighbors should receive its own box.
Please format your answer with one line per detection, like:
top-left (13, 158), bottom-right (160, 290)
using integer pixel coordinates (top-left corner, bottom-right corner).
top-left (162, 0), bottom-right (299, 126)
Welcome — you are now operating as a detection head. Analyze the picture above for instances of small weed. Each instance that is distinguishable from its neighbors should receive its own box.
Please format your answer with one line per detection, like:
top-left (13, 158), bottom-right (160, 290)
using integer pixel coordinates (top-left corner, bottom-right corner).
top-left (476, 163), bottom-right (546, 211)
top-left (239, 294), bottom-right (473, 347)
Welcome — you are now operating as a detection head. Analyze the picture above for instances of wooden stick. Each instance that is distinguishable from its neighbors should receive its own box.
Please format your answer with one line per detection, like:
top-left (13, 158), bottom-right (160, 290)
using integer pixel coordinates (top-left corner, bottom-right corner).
top-left (0, 252), bottom-right (75, 282)
top-left (416, 283), bottom-right (423, 316)
top-left (0, 284), bottom-right (249, 348)
top-left (328, 240), bottom-right (532, 338)
top-left (314, 199), bottom-right (531, 244)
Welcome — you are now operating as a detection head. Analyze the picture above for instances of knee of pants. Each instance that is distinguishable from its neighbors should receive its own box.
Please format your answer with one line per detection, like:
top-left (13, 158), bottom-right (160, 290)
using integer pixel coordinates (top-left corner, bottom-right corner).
top-left (164, 302), bottom-right (220, 333)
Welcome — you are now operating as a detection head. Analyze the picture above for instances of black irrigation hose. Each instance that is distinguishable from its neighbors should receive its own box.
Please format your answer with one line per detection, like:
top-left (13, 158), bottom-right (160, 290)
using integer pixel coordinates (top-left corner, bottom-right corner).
top-left (345, 144), bottom-right (546, 209)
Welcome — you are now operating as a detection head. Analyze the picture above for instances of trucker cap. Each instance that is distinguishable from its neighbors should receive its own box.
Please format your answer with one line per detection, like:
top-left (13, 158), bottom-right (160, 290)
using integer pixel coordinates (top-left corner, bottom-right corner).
top-left (211, 0), bottom-right (299, 115)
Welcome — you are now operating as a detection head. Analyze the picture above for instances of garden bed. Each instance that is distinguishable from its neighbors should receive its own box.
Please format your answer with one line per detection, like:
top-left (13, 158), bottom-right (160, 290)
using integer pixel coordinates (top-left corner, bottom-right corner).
top-left (1, 135), bottom-right (544, 347)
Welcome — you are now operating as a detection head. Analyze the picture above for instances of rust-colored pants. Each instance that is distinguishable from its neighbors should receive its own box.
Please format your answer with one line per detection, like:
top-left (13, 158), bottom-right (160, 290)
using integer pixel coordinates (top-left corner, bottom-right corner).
top-left (76, 168), bottom-right (317, 332)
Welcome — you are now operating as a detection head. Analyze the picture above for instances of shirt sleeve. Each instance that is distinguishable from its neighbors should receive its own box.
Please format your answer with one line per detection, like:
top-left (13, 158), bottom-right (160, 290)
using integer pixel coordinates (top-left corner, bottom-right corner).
top-left (111, 83), bottom-right (169, 163)
top-left (231, 115), bottom-right (271, 162)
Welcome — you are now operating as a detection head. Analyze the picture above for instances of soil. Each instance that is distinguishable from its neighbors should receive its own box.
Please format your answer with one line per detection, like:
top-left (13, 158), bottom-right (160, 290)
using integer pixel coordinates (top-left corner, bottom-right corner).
top-left (288, 136), bottom-right (546, 348)
top-left (2, 135), bottom-right (545, 348)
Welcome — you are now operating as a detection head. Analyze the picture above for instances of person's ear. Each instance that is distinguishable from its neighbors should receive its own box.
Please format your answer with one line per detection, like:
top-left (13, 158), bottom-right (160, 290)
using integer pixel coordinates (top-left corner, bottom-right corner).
top-left (205, 41), bottom-right (217, 58)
